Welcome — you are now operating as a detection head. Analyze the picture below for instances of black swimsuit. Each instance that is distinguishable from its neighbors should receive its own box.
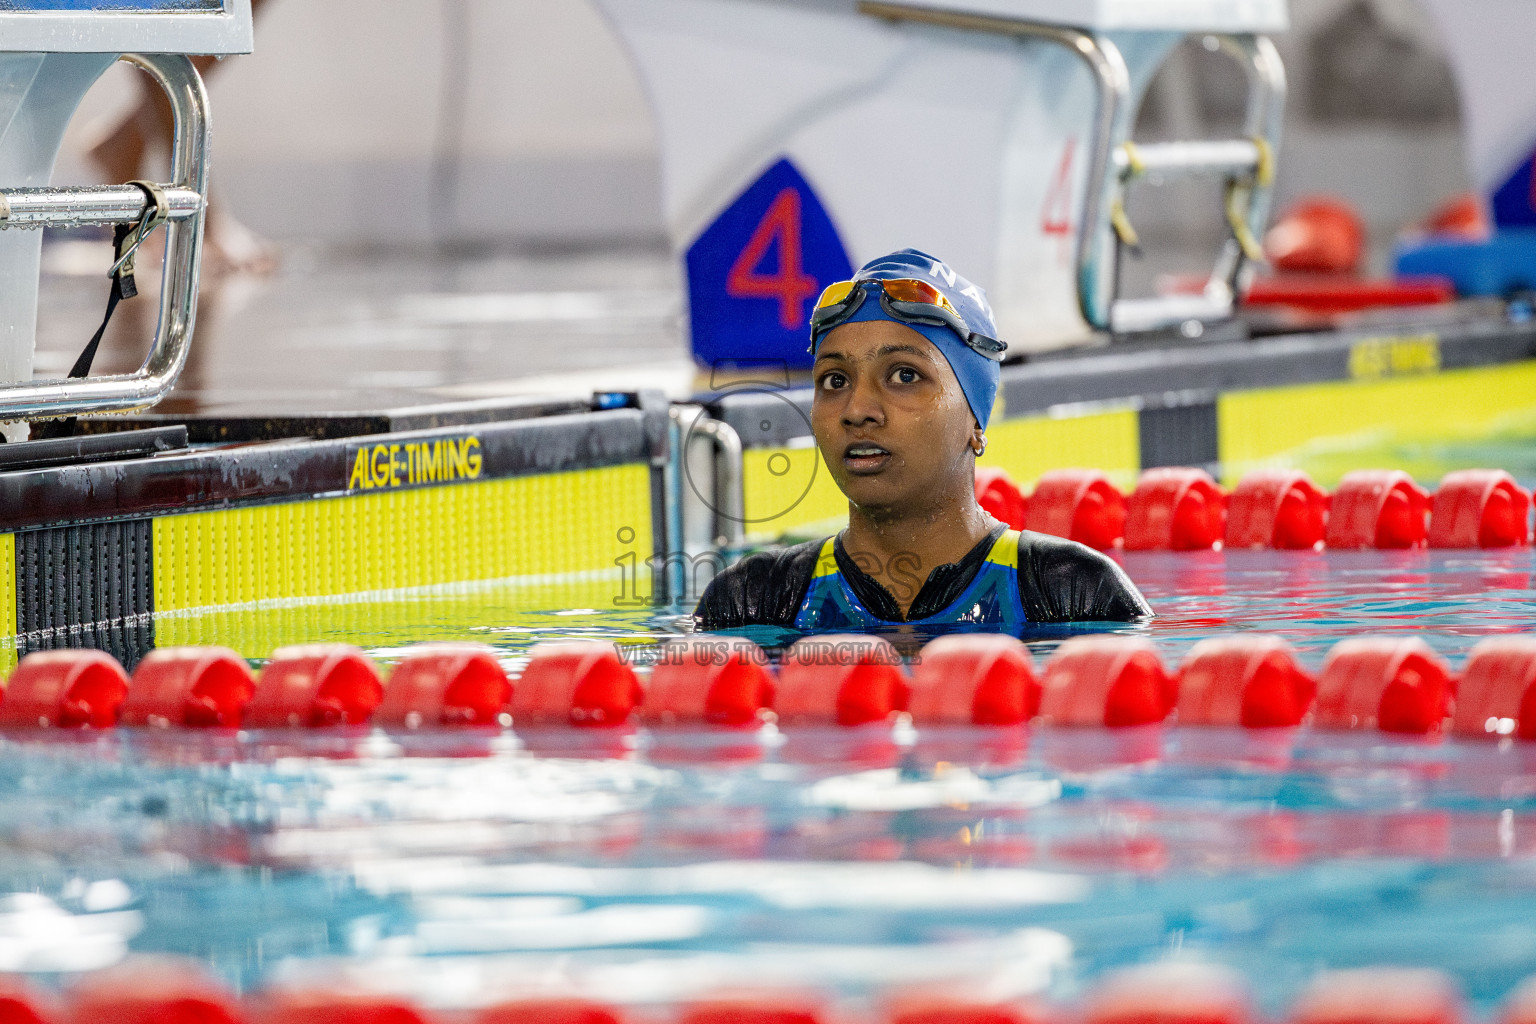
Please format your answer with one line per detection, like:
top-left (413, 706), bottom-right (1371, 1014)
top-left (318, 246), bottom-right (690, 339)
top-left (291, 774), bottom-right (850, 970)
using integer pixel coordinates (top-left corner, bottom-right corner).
top-left (695, 525), bottom-right (1151, 631)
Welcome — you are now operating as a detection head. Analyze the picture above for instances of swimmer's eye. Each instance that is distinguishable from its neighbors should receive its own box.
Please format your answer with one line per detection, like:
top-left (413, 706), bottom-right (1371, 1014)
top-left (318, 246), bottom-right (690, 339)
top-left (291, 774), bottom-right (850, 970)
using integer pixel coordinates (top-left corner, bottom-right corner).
top-left (888, 365), bottom-right (923, 385)
top-left (818, 371), bottom-right (848, 391)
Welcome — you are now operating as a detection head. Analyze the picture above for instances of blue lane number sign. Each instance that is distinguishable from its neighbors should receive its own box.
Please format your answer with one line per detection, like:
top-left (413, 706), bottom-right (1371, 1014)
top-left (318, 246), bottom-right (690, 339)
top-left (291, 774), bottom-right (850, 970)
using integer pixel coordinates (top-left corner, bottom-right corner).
top-left (685, 158), bottom-right (853, 370)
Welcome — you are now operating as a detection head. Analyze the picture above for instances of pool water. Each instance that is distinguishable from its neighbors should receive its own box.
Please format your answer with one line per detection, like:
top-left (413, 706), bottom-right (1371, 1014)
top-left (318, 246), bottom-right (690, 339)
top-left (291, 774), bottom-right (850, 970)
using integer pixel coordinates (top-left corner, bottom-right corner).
top-left (0, 547), bottom-right (1533, 1014)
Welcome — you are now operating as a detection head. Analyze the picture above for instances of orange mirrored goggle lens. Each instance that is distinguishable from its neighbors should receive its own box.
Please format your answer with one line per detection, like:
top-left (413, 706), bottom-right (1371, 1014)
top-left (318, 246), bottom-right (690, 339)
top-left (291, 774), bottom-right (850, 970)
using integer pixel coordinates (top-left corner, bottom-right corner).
top-left (814, 280), bottom-right (859, 311)
top-left (877, 278), bottom-right (957, 315)
top-left (814, 278), bottom-right (960, 315)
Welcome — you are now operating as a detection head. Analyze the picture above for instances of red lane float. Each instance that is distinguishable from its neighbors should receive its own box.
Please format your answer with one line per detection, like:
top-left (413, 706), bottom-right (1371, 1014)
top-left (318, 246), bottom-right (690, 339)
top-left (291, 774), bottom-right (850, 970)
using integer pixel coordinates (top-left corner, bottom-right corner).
top-left (1125, 467), bottom-right (1227, 551)
top-left (679, 997), bottom-right (825, 1024)
top-left (121, 646), bottom-right (255, 728)
top-left (1264, 195), bottom-right (1365, 276)
top-left (1325, 469), bottom-right (1430, 549)
top-left (513, 641), bottom-right (643, 727)
top-left (890, 1008), bottom-right (1030, 1024)
top-left (1177, 635), bottom-right (1316, 728)
top-left (255, 991), bottom-right (432, 1024)
top-left (1428, 469), bottom-right (1531, 548)
top-left (907, 634), bottom-right (1038, 726)
top-left (477, 1001), bottom-right (625, 1024)
top-left (1226, 469), bottom-right (1329, 550)
top-left (642, 637), bottom-right (774, 727)
top-left (242, 645), bottom-right (383, 728)
top-left (1315, 638), bottom-right (1454, 734)
top-left (1503, 975), bottom-right (1536, 1024)
top-left (777, 634), bottom-right (908, 726)
top-left (1025, 469), bottom-right (1126, 550)
top-left (975, 468), bottom-right (1027, 531)
top-left (1086, 963), bottom-right (1252, 1024)
top-left (69, 958), bottom-right (247, 1024)
top-left (1450, 636), bottom-right (1536, 740)
top-left (0, 649), bottom-right (128, 728)
top-left (1289, 969), bottom-right (1463, 1024)
top-left (884, 994), bottom-right (1038, 1024)
top-left (887, 993), bottom-right (1041, 1024)
top-left (0, 977), bottom-right (54, 1024)
top-left (1422, 192), bottom-right (1489, 239)
top-left (1037, 636), bottom-right (1176, 727)
top-left (375, 643), bottom-right (511, 727)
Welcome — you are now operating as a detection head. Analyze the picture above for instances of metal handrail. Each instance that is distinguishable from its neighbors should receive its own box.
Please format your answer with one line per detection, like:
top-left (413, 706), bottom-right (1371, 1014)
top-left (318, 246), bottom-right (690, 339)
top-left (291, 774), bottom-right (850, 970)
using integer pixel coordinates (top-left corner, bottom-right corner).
top-left (690, 415), bottom-right (746, 551)
top-left (666, 405), bottom-right (747, 601)
top-left (0, 52), bottom-right (207, 421)
top-left (1114, 139), bottom-right (1265, 180)
top-left (0, 185), bottom-right (204, 227)
top-left (856, 2), bottom-right (1286, 335)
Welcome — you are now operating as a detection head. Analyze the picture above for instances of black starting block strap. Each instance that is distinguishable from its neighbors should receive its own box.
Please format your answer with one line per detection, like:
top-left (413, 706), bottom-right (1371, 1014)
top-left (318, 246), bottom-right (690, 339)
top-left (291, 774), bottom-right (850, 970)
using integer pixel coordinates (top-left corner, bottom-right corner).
top-left (32, 180), bottom-right (169, 443)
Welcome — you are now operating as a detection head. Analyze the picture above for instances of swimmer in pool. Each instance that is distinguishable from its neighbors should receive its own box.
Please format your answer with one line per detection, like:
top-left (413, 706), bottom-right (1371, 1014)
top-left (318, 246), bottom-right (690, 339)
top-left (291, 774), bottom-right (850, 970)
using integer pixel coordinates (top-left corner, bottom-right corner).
top-left (695, 248), bottom-right (1151, 632)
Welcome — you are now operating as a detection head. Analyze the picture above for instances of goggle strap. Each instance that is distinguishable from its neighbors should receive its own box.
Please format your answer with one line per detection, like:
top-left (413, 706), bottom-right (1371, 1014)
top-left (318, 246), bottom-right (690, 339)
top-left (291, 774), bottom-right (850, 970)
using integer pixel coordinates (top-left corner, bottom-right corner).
top-left (966, 334), bottom-right (1007, 360)
top-left (883, 295), bottom-right (970, 335)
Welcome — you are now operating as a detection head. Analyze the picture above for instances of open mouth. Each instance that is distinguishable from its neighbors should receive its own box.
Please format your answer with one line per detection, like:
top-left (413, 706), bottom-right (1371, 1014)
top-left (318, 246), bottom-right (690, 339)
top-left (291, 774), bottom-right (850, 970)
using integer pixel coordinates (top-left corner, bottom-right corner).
top-left (842, 442), bottom-right (892, 474)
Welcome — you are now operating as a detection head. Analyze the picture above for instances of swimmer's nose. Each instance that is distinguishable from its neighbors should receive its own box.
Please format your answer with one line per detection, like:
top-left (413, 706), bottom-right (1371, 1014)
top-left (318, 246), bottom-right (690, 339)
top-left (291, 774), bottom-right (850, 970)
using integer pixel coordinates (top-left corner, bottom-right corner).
top-left (840, 373), bottom-right (885, 428)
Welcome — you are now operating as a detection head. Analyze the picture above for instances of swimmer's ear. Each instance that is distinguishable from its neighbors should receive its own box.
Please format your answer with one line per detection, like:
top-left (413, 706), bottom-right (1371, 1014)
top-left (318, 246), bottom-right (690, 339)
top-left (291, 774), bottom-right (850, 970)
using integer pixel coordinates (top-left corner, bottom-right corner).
top-left (969, 423), bottom-right (987, 458)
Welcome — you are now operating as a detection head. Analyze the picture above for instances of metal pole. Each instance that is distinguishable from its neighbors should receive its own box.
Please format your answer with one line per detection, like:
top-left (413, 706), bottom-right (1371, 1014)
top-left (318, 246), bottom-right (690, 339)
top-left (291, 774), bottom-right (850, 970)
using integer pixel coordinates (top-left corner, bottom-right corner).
top-left (0, 185), bottom-right (203, 226)
top-left (1115, 140), bottom-right (1264, 180)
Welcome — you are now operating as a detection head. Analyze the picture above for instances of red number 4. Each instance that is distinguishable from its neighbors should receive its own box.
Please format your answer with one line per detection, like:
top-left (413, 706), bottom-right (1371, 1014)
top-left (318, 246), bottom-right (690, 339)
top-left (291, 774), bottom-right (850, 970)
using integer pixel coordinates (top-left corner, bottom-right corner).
top-left (726, 187), bottom-right (819, 329)
top-left (1041, 138), bottom-right (1076, 238)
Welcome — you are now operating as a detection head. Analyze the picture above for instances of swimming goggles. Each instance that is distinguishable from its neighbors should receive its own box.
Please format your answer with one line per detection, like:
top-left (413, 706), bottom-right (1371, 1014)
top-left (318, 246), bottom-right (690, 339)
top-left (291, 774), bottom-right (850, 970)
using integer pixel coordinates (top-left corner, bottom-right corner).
top-left (809, 278), bottom-right (1007, 361)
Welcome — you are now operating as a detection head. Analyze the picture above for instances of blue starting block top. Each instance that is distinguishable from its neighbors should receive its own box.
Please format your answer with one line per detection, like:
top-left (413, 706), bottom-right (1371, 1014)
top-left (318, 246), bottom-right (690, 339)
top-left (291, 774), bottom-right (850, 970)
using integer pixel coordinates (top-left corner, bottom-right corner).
top-left (0, 0), bottom-right (251, 53)
top-left (1396, 229), bottom-right (1536, 299)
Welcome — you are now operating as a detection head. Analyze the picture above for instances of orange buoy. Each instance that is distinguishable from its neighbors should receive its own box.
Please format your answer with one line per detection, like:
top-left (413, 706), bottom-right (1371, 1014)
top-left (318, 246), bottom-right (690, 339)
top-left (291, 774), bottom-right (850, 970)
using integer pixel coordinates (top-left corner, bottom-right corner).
top-left (1226, 470), bottom-right (1329, 550)
top-left (1026, 469), bottom-right (1126, 550)
top-left (1125, 467), bottom-right (1226, 551)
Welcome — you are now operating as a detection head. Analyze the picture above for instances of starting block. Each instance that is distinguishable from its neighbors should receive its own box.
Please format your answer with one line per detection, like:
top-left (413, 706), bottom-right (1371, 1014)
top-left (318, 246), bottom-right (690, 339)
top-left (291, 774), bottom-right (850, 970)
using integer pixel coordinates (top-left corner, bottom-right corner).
top-left (0, 1), bottom-right (251, 436)
top-left (595, 0), bottom-right (1287, 359)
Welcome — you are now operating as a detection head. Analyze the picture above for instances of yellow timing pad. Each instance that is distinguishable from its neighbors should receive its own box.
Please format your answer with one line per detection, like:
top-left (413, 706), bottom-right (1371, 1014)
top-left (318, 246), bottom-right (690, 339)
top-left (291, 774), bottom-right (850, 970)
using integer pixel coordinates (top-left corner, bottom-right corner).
top-left (153, 463), bottom-right (653, 655)
top-left (153, 577), bottom-right (650, 661)
top-left (1220, 359), bottom-right (1536, 487)
top-left (985, 407), bottom-right (1140, 493)
top-left (0, 534), bottom-right (13, 674)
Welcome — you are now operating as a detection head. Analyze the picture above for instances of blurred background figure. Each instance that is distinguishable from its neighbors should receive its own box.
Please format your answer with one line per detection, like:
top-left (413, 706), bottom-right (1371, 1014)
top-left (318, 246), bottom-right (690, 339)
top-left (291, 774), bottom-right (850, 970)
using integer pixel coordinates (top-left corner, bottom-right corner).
top-left (85, 0), bottom-right (278, 277)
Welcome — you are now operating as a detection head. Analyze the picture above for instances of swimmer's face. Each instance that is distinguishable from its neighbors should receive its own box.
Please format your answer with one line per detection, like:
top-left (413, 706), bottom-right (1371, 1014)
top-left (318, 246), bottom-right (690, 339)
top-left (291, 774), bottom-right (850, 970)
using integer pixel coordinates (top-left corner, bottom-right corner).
top-left (811, 319), bottom-right (978, 514)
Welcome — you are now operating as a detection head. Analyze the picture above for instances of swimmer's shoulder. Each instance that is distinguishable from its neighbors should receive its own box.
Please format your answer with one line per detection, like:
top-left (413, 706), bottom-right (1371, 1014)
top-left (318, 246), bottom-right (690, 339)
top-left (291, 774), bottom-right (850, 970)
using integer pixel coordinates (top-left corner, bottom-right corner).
top-left (1013, 529), bottom-right (1153, 623)
top-left (694, 537), bottom-right (826, 630)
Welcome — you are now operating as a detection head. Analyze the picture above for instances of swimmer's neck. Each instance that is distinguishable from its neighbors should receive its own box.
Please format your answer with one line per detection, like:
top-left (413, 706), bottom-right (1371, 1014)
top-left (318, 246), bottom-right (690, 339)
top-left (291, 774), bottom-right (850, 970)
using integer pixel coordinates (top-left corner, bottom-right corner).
top-left (842, 495), bottom-right (996, 614)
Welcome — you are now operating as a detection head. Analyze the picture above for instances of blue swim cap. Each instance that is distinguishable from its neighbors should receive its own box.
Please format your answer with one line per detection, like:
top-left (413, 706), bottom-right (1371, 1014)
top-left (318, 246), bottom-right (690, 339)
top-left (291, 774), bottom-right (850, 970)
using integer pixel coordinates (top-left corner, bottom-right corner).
top-left (812, 248), bottom-right (1002, 429)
